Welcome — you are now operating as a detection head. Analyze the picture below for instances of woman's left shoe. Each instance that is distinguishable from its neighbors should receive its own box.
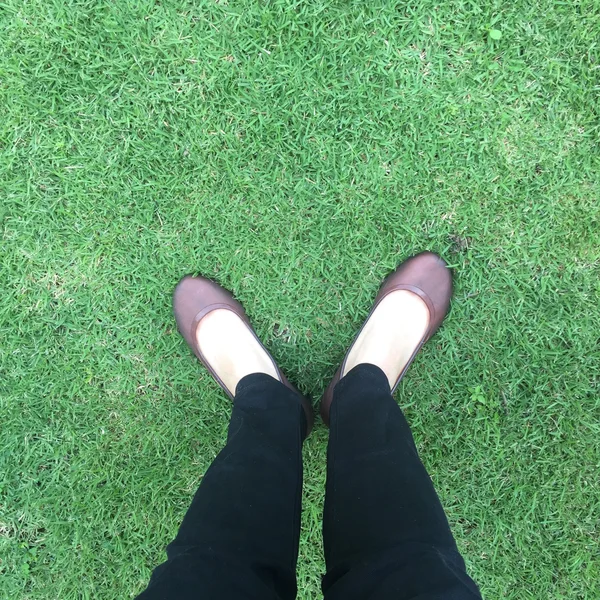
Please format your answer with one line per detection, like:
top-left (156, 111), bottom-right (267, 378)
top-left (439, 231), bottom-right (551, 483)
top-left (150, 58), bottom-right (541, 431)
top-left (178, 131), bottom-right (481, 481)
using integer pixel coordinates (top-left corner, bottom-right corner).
top-left (173, 275), bottom-right (314, 436)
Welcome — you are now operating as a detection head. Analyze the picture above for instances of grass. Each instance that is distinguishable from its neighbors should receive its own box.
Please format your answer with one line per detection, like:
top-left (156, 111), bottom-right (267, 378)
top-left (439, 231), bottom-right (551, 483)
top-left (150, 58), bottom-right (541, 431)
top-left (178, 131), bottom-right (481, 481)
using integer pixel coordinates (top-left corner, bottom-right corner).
top-left (1, 0), bottom-right (599, 597)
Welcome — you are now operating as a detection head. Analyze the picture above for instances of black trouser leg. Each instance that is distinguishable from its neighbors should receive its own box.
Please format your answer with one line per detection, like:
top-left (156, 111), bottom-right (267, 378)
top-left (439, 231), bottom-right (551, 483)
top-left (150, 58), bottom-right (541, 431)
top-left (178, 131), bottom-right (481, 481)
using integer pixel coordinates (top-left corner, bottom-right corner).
top-left (322, 363), bottom-right (482, 600)
top-left (137, 373), bottom-right (306, 600)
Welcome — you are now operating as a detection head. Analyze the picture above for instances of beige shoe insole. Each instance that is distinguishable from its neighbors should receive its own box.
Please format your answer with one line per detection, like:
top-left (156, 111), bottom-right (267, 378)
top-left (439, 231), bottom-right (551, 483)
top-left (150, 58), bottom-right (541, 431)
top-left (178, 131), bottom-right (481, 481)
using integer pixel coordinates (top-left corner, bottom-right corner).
top-left (342, 290), bottom-right (430, 389)
top-left (196, 309), bottom-right (279, 395)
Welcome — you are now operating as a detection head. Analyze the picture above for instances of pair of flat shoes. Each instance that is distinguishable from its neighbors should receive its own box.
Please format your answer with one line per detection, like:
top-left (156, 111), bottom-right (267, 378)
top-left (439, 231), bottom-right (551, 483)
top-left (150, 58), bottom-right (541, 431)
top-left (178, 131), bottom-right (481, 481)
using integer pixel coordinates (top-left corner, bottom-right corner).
top-left (173, 252), bottom-right (452, 437)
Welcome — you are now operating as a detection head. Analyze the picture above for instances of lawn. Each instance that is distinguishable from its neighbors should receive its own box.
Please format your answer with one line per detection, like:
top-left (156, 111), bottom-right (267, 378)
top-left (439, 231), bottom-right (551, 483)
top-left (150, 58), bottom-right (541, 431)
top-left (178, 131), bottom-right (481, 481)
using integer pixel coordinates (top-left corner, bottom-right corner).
top-left (1, 0), bottom-right (599, 598)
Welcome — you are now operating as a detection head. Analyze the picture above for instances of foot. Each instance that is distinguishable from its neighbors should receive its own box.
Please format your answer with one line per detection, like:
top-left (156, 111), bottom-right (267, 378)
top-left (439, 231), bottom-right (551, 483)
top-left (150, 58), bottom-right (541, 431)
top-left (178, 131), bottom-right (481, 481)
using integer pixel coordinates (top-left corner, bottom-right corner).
top-left (173, 276), bottom-right (314, 435)
top-left (320, 252), bottom-right (452, 425)
top-left (195, 308), bottom-right (278, 395)
top-left (341, 290), bottom-right (430, 389)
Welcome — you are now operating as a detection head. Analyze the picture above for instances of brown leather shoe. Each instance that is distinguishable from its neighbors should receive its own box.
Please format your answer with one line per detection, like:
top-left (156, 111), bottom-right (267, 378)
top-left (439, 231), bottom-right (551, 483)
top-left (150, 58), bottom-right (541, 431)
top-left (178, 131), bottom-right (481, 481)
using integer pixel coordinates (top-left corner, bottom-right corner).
top-left (173, 275), bottom-right (313, 436)
top-left (320, 251), bottom-right (452, 426)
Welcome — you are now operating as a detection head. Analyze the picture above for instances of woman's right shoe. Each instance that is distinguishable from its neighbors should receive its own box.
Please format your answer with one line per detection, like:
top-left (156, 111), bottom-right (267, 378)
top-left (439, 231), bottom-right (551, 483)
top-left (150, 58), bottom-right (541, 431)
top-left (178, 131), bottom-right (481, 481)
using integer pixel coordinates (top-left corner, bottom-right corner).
top-left (320, 252), bottom-right (453, 426)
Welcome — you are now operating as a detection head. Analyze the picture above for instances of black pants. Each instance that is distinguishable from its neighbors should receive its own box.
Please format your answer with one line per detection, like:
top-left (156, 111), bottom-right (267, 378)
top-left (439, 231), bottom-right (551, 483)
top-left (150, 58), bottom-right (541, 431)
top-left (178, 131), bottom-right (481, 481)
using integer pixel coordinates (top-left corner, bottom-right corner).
top-left (137, 364), bottom-right (481, 599)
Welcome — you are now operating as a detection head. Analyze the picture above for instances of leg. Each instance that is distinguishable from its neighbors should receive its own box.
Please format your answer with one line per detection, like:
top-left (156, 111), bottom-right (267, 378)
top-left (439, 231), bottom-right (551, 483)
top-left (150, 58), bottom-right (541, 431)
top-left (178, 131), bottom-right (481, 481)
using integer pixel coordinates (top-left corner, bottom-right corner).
top-left (137, 373), bottom-right (306, 600)
top-left (319, 254), bottom-right (481, 599)
top-left (322, 363), bottom-right (481, 600)
top-left (138, 275), bottom-right (314, 598)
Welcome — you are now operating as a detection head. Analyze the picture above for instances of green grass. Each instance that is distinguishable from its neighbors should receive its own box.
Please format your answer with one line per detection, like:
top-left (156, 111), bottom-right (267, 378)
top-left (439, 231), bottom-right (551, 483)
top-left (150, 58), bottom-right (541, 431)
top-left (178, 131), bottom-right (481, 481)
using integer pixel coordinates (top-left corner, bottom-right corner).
top-left (1, 0), bottom-right (599, 597)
